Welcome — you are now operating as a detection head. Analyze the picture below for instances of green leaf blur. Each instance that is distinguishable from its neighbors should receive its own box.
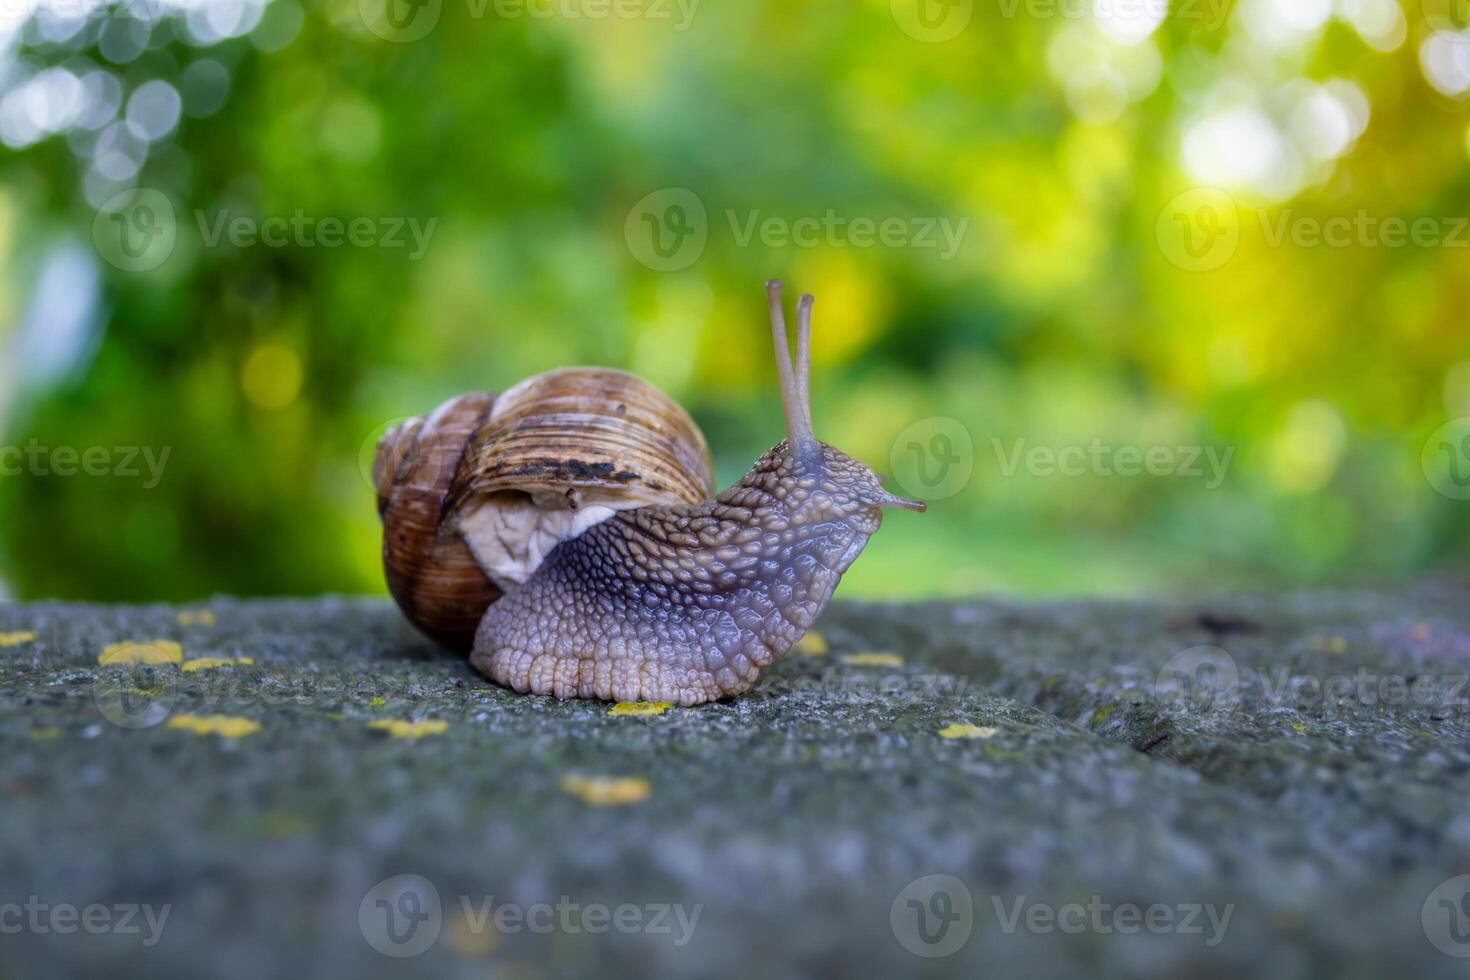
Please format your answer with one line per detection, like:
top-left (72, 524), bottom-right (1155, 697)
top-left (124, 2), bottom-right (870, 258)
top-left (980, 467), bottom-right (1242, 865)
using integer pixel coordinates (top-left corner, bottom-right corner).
top-left (0, 0), bottom-right (1467, 602)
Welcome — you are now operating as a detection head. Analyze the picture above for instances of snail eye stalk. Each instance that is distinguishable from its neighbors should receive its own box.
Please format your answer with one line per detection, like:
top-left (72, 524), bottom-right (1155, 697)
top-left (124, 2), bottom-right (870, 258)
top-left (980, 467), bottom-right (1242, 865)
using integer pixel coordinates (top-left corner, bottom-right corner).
top-left (766, 279), bottom-right (820, 467)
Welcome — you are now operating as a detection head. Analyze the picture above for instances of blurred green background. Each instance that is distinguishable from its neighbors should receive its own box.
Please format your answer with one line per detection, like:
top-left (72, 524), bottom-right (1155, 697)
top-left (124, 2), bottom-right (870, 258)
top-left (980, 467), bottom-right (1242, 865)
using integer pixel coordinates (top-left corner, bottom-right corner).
top-left (0, 0), bottom-right (1467, 604)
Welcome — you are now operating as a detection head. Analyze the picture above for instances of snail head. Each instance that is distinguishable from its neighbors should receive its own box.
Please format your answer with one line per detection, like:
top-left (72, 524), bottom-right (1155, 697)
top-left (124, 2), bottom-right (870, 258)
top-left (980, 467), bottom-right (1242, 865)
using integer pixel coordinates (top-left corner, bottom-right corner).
top-left (764, 279), bottom-right (925, 527)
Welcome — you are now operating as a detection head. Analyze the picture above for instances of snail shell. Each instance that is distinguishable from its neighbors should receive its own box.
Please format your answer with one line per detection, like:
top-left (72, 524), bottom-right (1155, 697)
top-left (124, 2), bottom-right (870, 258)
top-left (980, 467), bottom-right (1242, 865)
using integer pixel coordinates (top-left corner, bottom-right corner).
top-left (376, 369), bottom-right (714, 649)
top-left (375, 392), bottom-right (503, 650)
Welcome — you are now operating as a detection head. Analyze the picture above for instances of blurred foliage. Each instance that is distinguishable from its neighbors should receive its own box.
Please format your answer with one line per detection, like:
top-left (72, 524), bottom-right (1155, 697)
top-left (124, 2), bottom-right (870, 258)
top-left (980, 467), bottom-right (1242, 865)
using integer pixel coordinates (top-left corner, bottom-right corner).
top-left (0, 0), bottom-right (1467, 603)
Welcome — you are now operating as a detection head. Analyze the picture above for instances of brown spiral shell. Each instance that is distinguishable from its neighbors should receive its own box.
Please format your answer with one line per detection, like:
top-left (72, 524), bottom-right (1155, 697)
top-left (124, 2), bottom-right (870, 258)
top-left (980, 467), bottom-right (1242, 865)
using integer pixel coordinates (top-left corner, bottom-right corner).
top-left (375, 392), bottom-right (503, 651)
top-left (376, 370), bottom-right (715, 650)
top-left (444, 368), bottom-right (715, 518)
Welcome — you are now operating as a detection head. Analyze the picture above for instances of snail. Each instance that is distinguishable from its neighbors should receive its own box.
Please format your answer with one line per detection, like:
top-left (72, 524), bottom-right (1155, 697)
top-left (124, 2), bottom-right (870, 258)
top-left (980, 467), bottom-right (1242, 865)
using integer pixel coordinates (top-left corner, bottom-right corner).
top-left (375, 281), bottom-right (924, 705)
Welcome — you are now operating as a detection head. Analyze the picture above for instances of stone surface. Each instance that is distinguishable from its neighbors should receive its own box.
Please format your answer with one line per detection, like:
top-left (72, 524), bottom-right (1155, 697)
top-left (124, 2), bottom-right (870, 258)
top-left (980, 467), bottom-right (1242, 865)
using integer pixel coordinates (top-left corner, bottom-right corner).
top-left (2, 586), bottom-right (1470, 978)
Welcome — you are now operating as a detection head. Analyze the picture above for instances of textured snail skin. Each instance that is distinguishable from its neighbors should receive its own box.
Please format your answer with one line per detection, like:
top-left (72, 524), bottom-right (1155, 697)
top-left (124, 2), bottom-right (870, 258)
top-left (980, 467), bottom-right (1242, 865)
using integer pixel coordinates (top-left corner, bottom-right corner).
top-left (471, 441), bottom-right (915, 705)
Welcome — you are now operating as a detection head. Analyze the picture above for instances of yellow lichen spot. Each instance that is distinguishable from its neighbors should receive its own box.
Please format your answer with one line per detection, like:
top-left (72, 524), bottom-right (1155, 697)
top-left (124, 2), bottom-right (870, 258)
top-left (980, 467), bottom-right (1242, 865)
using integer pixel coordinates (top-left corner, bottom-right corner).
top-left (560, 774), bottom-right (651, 806)
top-left (27, 726), bottom-right (61, 740)
top-left (176, 611), bottom-right (217, 627)
top-left (259, 810), bottom-right (310, 839)
top-left (167, 714), bottom-right (261, 738)
top-left (370, 696), bottom-right (386, 707)
top-left (447, 909), bottom-right (501, 958)
top-left (796, 632), bottom-right (829, 655)
top-left (842, 652), bottom-right (904, 667)
top-left (98, 641), bottom-right (183, 665)
top-left (1309, 635), bottom-right (1347, 654)
top-left (939, 723), bottom-right (998, 739)
top-left (1290, 722), bottom-right (1308, 733)
top-left (0, 631), bottom-right (37, 647)
top-left (608, 701), bottom-right (673, 717)
top-left (368, 719), bottom-right (448, 739)
top-left (181, 657), bottom-right (254, 673)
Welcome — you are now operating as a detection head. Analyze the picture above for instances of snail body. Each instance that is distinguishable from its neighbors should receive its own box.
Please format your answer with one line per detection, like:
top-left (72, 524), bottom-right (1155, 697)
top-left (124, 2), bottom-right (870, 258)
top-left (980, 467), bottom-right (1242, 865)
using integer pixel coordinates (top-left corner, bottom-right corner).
top-left (376, 282), bottom-right (923, 705)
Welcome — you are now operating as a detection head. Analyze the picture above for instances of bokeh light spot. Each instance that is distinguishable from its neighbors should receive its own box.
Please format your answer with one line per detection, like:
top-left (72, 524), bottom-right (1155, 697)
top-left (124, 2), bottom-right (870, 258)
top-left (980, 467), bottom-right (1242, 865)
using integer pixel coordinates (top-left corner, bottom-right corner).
top-left (242, 343), bottom-right (304, 410)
